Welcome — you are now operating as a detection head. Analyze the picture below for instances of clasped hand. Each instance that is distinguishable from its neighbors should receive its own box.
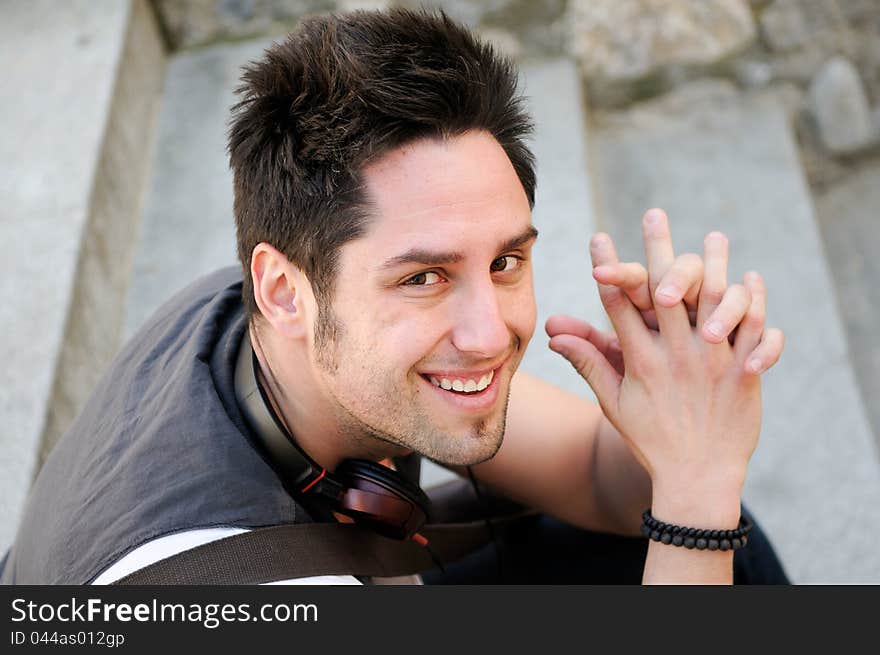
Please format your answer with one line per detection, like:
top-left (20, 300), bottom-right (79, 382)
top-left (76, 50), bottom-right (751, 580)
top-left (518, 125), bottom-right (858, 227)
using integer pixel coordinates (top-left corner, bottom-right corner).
top-left (547, 209), bottom-right (784, 509)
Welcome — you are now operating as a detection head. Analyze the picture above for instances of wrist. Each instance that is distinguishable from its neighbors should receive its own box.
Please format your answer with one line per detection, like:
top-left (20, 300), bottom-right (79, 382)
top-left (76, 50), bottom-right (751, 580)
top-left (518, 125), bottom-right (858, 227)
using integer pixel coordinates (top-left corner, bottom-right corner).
top-left (651, 479), bottom-right (743, 529)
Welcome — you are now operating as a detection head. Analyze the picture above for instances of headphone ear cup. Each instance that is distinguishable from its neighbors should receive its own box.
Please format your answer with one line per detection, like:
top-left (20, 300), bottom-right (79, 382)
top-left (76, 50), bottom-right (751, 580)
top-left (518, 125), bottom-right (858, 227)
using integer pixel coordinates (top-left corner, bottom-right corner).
top-left (333, 459), bottom-right (432, 540)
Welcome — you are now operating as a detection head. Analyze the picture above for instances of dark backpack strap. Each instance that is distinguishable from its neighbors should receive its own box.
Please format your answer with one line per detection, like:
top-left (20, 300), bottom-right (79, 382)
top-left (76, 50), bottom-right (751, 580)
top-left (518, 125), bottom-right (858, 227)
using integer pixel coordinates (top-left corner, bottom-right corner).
top-left (112, 513), bottom-right (536, 585)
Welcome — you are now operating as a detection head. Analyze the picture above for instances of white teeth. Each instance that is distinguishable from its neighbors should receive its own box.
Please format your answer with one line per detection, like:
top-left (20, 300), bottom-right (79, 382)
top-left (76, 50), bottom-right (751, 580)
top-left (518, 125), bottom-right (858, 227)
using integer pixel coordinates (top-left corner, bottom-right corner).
top-left (476, 370), bottom-right (494, 391)
top-left (427, 370), bottom-right (495, 394)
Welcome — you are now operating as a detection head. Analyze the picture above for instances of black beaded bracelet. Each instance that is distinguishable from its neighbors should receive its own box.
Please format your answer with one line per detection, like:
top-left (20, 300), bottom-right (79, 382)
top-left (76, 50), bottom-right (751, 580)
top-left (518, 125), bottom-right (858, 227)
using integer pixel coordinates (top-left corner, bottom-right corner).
top-left (640, 509), bottom-right (753, 551)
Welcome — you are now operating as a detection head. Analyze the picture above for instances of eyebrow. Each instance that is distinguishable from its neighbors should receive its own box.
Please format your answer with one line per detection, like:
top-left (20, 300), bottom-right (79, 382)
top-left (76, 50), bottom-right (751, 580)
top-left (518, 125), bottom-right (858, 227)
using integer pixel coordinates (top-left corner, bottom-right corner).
top-left (378, 225), bottom-right (539, 271)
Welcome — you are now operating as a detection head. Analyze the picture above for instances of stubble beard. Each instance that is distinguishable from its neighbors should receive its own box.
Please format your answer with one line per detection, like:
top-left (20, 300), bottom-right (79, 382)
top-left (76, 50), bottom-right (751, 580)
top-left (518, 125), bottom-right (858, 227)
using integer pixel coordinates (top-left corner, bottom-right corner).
top-left (313, 301), bottom-right (511, 466)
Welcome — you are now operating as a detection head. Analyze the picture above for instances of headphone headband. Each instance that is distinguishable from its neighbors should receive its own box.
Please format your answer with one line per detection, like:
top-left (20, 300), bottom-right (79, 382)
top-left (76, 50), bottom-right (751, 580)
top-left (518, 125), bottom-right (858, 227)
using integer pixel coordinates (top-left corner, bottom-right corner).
top-left (234, 328), bottom-right (341, 498)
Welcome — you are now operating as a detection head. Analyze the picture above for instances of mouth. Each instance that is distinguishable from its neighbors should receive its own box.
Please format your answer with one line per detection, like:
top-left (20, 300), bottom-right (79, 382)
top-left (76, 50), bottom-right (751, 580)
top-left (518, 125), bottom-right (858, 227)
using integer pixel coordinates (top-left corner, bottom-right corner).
top-left (417, 361), bottom-right (505, 412)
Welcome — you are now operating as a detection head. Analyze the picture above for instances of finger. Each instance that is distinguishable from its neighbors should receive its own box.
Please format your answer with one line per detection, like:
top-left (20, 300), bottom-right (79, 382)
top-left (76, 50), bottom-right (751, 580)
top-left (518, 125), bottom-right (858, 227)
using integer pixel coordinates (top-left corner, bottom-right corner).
top-left (594, 258), bottom-right (702, 329)
top-left (733, 272), bottom-right (766, 360)
top-left (639, 308), bottom-right (698, 331)
top-left (682, 285), bottom-right (701, 314)
top-left (590, 233), bottom-right (652, 352)
top-left (654, 253), bottom-right (704, 309)
top-left (548, 334), bottom-right (622, 420)
top-left (701, 284), bottom-right (751, 344)
top-left (593, 262), bottom-right (652, 312)
top-left (642, 209), bottom-right (690, 342)
top-left (546, 315), bottom-right (625, 375)
top-left (642, 209), bottom-right (675, 295)
top-left (743, 328), bottom-right (785, 375)
top-left (697, 232), bottom-right (729, 328)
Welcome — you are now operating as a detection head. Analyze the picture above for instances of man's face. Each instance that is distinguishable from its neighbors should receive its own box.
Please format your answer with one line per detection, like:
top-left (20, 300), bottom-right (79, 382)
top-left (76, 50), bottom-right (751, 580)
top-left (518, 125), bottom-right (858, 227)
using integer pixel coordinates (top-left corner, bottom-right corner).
top-left (310, 130), bottom-right (537, 466)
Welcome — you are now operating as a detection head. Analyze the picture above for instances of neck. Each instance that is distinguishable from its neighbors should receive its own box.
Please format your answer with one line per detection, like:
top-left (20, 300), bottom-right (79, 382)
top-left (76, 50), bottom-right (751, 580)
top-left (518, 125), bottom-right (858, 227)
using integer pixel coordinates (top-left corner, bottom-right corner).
top-left (248, 322), bottom-right (405, 471)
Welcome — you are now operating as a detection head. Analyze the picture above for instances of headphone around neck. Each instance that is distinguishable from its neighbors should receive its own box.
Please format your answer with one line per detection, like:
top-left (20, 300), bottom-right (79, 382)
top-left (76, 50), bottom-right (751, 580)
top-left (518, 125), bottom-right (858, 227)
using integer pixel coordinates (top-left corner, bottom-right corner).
top-left (233, 328), bottom-right (432, 543)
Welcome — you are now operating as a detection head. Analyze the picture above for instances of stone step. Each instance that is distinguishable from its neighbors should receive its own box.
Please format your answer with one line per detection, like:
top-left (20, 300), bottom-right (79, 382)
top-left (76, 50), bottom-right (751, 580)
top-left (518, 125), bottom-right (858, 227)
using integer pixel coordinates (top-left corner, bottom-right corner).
top-left (123, 38), bottom-right (267, 338)
top-left (0, 0), bottom-right (165, 553)
top-left (592, 80), bottom-right (880, 583)
top-left (814, 162), bottom-right (880, 456)
top-left (519, 59), bottom-right (604, 394)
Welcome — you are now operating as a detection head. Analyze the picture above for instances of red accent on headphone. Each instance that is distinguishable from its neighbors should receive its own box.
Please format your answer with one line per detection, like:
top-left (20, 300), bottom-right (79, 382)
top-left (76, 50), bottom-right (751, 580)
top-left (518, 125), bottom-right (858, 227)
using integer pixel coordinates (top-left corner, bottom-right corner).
top-left (300, 468), bottom-right (326, 494)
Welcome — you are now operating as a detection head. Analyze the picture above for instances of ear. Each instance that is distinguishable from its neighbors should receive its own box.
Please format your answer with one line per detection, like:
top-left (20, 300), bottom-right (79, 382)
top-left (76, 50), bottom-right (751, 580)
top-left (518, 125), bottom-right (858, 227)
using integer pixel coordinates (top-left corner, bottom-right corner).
top-left (250, 243), bottom-right (311, 339)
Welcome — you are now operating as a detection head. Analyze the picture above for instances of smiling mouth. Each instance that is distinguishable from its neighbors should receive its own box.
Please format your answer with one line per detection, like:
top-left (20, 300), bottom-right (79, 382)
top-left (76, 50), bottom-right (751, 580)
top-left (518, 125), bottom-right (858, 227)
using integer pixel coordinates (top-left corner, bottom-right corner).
top-left (417, 364), bottom-right (504, 402)
top-left (421, 370), bottom-right (495, 395)
top-left (417, 346), bottom-right (515, 404)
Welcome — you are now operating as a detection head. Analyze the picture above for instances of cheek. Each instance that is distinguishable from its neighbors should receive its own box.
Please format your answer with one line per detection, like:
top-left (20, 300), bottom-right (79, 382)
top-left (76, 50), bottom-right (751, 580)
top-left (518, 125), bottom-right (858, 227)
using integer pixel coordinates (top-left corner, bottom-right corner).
top-left (503, 283), bottom-right (537, 343)
top-left (382, 312), bottom-right (445, 369)
top-left (340, 299), bottom-right (443, 371)
top-left (525, 294), bottom-right (538, 336)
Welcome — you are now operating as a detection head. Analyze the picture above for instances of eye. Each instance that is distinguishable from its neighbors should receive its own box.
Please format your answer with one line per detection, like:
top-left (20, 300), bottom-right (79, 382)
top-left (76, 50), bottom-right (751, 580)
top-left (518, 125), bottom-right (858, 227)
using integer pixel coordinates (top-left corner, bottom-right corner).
top-left (402, 271), bottom-right (443, 286)
top-left (490, 255), bottom-right (520, 273)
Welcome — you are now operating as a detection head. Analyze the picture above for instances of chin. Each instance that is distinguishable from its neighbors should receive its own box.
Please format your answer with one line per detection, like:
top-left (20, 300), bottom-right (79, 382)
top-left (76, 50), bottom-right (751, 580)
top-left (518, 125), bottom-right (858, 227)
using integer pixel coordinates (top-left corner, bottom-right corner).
top-left (426, 420), bottom-right (506, 467)
top-left (446, 446), bottom-right (502, 467)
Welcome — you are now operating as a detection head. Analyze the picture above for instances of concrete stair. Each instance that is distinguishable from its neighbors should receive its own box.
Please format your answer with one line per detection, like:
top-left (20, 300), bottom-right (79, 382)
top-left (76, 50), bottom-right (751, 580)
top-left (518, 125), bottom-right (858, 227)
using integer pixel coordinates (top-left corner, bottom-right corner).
top-left (0, 0), bottom-right (164, 552)
top-left (3, 7), bottom-right (878, 582)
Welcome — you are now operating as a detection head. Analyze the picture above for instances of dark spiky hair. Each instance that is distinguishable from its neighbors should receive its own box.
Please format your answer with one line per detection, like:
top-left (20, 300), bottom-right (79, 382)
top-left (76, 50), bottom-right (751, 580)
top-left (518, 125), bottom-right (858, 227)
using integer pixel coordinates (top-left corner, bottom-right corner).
top-left (228, 8), bottom-right (536, 321)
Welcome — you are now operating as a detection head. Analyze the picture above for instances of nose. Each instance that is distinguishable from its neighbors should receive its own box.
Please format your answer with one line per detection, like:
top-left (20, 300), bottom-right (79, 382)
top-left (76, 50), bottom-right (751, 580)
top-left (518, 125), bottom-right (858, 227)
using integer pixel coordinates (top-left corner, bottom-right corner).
top-left (450, 278), bottom-right (510, 359)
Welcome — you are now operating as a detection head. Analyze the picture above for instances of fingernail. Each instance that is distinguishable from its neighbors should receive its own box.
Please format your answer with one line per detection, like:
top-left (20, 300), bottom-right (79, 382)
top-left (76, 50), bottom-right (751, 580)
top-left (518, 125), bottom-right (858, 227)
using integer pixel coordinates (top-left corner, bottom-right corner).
top-left (657, 286), bottom-right (678, 301)
top-left (593, 265), bottom-right (611, 277)
top-left (747, 358), bottom-right (762, 373)
top-left (645, 210), bottom-right (662, 224)
top-left (704, 321), bottom-right (723, 338)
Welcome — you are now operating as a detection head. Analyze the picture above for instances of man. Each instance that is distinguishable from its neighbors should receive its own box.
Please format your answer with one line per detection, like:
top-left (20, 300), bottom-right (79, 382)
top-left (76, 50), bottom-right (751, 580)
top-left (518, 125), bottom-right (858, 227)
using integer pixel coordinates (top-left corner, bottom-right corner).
top-left (1, 9), bottom-right (786, 585)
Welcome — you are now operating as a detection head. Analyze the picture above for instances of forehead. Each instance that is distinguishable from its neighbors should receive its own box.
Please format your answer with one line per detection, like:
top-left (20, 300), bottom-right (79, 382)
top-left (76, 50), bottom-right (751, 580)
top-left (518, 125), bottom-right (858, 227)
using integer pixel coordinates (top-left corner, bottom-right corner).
top-left (354, 131), bottom-right (532, 251)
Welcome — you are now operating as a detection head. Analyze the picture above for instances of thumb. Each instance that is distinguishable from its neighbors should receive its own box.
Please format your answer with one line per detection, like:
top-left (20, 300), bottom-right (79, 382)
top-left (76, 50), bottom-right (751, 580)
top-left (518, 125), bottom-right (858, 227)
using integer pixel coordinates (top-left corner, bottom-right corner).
top-left (548, 334), bottom-right (621, 419)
